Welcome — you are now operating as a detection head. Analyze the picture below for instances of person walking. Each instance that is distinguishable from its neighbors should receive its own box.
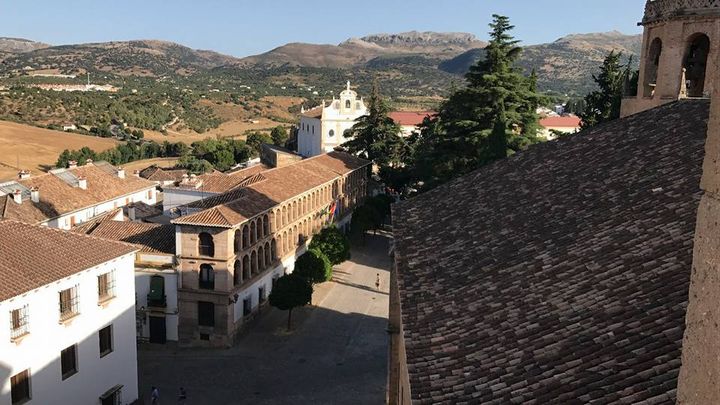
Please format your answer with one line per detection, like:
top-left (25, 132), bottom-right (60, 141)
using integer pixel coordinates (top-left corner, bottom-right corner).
top-left (178, 387), bottom-right (187, 404)
top-left (375, 273), bottom-right (381, 291)
top-left (150, 386), bottom-right (160, 404)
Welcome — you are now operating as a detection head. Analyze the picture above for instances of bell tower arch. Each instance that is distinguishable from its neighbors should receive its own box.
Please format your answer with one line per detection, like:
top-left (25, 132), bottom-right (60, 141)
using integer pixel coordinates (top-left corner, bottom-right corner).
top-left (621, 0), bottom-right (720, 117)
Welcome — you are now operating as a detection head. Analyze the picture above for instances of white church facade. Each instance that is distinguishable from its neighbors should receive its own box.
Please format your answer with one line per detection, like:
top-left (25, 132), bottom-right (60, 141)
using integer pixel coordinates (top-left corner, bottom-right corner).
top-left (297, 82), bottom-right (367, 157)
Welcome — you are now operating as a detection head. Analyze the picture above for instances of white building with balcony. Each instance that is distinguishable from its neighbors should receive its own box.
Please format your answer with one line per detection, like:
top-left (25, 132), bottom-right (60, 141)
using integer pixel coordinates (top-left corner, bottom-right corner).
top-left (0, 220), bottom-right (139, 405)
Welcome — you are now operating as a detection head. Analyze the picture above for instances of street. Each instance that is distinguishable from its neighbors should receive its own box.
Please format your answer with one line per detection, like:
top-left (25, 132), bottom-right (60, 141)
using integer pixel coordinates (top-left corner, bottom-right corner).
top-left (137, 233), bottom-right (391, 404)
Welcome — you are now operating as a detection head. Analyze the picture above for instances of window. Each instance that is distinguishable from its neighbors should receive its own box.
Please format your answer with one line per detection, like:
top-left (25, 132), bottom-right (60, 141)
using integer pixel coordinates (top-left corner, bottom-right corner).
top-left (59, 286), bottom-right (79, 321)
top-left (259, 286), bottom-right (266, 303)
top-left (61, 344), bottom-right (78, 380)
top-left (198, 301), bottom-right (215, 327)
top-left (99, 325), bottom-right (113, 357)
top-left (345, 99), bottom-right (351, 109)
top-left (147, 189), bottom-right (153, 200)
top-left (10, 305), bottom-right (29, 340)
top-left (198, 232), bottom-right (215, 257)
top-left (98, 271), bottom-right (116, 302)
top-left (243, 298), bottom-right (252, 316)
top-left (328, 129), bottom-right (335, 137)
top-left (70, 216), bottom-right (77, 226)
top-left (147, 276), bottom-right (166, 307)
top-left (100, 386), bottom-right (122, 405)
top-left (11, 369), bottom-right (31, 404)
top-left (199, 264), bottom-right (215, 290)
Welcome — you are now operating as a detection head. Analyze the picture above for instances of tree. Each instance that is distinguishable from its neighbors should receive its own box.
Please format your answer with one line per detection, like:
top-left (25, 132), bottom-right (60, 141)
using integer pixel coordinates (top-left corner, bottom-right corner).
top-left (246, 131), bottom-right (272, 156)
top-left (365, 194), bottom-right (395, 224)
top-left (269, 274), bottom-right (313, 331)
top-left (270, 126), bottom-right (289, 147)
top-left (411, 15), bottom-right (545, 190)
top-left (486, 113), bottom-right (509, 160)
top-left (351, 204), bottom-right (382, 240)
top-left (294, 249), bottom-right (333, 284)
top-left (579, 51), bottom-right (633, 129)
top-left (341, 80), bottom-right (403, 169)
top-left (308, 227), bottom-right (351, 265)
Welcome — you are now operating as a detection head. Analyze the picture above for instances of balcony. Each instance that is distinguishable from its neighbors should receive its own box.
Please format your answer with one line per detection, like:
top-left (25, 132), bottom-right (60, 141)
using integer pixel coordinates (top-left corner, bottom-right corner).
top-left (643, 0), bottom-right (720, 24)
top-left (147, 293), bottom-right (167, 308)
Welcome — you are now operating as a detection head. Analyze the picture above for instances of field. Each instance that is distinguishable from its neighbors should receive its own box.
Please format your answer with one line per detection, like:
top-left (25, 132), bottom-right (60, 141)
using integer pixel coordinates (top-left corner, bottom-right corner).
top-left (0, 121), bottom-right (118, 181)
top-left (121, 157), bottom-right (179, 172)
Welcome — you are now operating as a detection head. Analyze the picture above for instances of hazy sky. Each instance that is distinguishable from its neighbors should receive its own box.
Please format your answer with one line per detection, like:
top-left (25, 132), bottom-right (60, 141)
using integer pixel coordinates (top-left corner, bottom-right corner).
top-left (0, 0), bottom-right (646, 57)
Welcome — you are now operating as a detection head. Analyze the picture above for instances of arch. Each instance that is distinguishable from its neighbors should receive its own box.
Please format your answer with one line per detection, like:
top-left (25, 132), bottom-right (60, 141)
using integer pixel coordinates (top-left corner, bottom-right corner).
top-left (644, 37), bottom-right (662, 97)
top-left (234, 229), bottom-right (241, 254)
top-left (257, 216), bottom-right (264, 239)
top-left (292, 200), bottom-right (297, 222)
top-left (684, 33), bottom-right (710, 97)
top-left (243, 255), bottom-right (251, 281)
top-left (199, 264), bottom-right (215, 290)
top-left (250, 221), bottom-right (257, 244)
top-left (283, 231), bottom-right (288, 254)
top-left (198, 232), bottom-right (215, 257)
top-left (264, 241), bottom-right (272, 265)
top-left (345, 99), bottom-right (351, 109)
top-left (242, 224), bottom-right (250, 250)
top-left (263, 214), bottom-right (269, 236)
top-left (251, 250), bottom-right (258, 274)
top-left (271, 238), bottom-right (277, 260)
top-left (282, 205), bottom-right (288, 227)
top-left (258, 245), bottom-right (265, 270)
top-left (234, 259), bottom-right (242, 286)
top-left (293, 225), bottom-right (299, 246)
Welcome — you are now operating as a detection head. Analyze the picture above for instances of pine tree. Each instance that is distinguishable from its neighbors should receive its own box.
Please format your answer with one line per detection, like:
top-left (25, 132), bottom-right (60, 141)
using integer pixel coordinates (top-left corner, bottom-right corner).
top-left (579, 51), bottom-right (629, 129)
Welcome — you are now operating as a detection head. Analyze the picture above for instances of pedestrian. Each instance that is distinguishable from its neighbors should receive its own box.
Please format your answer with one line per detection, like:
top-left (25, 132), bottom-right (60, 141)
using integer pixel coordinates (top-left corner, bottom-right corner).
top-left (375, 273), bottom-right (380, 290)
top-left (178, 387), bottom-right (187, 404)
top-left (150, 386), bottom-right (160, 404)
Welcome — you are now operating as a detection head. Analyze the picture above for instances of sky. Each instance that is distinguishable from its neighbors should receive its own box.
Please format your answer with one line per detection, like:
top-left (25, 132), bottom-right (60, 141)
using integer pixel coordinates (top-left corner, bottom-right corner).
top-left (0, 0), bottom-right (647, 57)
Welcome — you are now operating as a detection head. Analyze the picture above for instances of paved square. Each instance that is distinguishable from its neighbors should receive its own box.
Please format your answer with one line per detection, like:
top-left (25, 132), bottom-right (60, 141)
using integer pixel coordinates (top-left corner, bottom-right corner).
top-left (137, 234), bottom-right (391, 404)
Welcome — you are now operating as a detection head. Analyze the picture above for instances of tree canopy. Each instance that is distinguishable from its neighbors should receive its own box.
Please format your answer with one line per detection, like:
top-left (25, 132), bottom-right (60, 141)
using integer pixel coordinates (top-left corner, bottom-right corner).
top-left (579, 51), bottom-right (636, 129)
top-left (270, 126), bottom-right (289, 147)
top-left (308, 227), bottom-right (351, 265)
top-left (269, 274), bottom-right (313, 330)
top-left (294, 249), bottom-right (333, 284)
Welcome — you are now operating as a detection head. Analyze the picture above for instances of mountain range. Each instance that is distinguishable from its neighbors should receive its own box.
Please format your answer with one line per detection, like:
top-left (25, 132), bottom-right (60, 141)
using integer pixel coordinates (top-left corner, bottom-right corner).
top-left (0, 30), bottom-right (642, 96)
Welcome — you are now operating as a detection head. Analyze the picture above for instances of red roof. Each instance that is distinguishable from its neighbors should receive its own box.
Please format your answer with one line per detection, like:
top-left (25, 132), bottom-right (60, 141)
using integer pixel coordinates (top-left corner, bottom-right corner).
top-left (540, 116), bottom-right (581, 128)
top-left (389, 111), bottom-right (434, 127)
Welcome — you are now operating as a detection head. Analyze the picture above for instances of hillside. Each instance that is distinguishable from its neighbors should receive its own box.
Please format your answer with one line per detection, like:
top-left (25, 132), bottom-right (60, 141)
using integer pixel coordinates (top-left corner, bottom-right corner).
top-left (1, 40), bottom-right (238, 76)
top-left (440, 31), bottom-right (643, 95)
top-left (0, 37), bottom-right (49, 54)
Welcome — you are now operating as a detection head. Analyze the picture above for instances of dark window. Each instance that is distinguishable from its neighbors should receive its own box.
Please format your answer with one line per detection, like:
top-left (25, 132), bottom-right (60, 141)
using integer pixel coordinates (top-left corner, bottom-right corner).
top-left (259, 286), bottom-right (266, 303)
top-left (200, 333), bottom-right (210, 341)
top-left (59, 286), bottom-right (79, 321)
top-left (99, 325), bottom-right (113, 357)
top-left (97, 271), bottom-right (115, 302)
top-left (11, 369), bottom-right (30, 404)
top-left (10, 305), bottom-right (29, 340)
top-left (345, 99), bottom-right (351, 109)
top-left (199, 264), bottom-right (215, 290)
top-left (100, 386), bottom-right (122, 405)
top-left (198, 232), bottom-right (215, 257)
top-left (198, 301), bottom-right (215, 327)
top-left (328, 129), bottom-right (335, 137)
top-left (61, 344), bottom-right (78, 380)
top-left (243, 298), bottom-right (252, 316)
top-left (147, 276), bottom-right (166, 307)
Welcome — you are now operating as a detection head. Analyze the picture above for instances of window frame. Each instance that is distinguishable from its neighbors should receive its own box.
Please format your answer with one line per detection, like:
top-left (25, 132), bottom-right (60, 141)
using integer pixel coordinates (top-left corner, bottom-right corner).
top-left (199, 264), bottom-right (215, 290)
top-left (198, 301), bottom-right (215, 327)
top-left (99, 325), bottom-right (114, 357)
top-left (11, 369), bottom-right (31, 404)
top-left (10, 305), bottom-right (29, 341)
top-left (97, 271), bottom-right (116, 303)
top-left (60, 344), bottom-right (78, 380)
top-left (59, 286), bottom-right (79, 322)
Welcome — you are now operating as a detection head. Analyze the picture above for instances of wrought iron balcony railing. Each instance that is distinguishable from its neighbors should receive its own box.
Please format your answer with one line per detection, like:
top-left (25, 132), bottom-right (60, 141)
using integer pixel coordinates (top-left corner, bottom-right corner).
top-left (643, 0), bottom-right (720, 24)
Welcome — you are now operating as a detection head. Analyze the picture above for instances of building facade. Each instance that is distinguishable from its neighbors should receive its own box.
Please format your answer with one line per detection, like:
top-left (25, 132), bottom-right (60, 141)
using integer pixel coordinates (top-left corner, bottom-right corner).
top-left (621, 0), bottom-right (718, 117)
top-left (0, 221), bottom-right (139, 405)
top-left (171, 152), bottom-right (369, 347)
top-left (297, 82), bottom-right (367, 157)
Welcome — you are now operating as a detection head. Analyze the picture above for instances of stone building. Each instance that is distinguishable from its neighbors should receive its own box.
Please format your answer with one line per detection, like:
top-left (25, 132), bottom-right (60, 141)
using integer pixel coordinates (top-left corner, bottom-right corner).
top-left (621, 0), bottom-right (719, 117)
top-left (389, 1), bottom-right (720, 403)
top-left (170, 152), bottom-right (369, 347)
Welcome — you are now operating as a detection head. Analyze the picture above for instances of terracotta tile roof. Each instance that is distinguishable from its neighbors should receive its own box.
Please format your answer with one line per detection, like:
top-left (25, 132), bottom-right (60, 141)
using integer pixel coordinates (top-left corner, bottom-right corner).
top-left (173, 151), bottom-right (369, 227)
top-left (75, 219), bottom-right (175, 254)
top-left (392, 100), bottom-right (709, 403)
top-left (389, 111), bottom-right (434, 127)
top-left (301, 105), bottom-right (323, 119)
top-left (540, 115), bottom-right (582, 128)
top-left (0, 162), bottom-right (157, 224)
top-left (0, 220), bottom-right (138, 302)
top-left (140, 166), bottom-right (187, 182)
top-left (72, 208), bottom-right (123, 233)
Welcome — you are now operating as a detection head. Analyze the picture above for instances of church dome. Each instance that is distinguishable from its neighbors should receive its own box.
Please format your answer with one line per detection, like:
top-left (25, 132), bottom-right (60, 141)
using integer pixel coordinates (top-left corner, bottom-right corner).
top-left (643, 0), bottom-right (720, 25)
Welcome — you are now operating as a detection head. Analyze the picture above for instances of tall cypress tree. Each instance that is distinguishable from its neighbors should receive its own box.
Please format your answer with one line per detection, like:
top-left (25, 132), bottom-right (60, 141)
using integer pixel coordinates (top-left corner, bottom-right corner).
top-left (579, 51), bottom-right (628, 129)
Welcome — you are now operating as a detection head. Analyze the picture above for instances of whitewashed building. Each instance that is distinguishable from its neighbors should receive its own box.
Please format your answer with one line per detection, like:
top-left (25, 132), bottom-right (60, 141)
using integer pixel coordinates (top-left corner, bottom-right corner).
top-left (0, 161), bottom-right (157, 230)
top-left (297, 82), bottom-right (367, 157)
top-left (0, 220), bottom-right (139, 405)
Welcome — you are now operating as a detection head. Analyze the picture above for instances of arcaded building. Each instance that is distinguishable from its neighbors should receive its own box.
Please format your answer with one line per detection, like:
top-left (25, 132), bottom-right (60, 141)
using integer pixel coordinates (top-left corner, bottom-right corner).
top-left (171, 151), bottom-right (369, 347)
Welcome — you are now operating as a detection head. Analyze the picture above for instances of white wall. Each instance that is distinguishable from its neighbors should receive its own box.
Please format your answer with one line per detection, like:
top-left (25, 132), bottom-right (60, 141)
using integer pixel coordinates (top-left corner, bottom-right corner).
top-left (45, 187), bottom-right (156, 230)
top-left (297, 117), bottom-right (322, 157)
top-left (134, 269), bottom-right (179, 342)
top-left (0, 254), bottom-right (139, 405)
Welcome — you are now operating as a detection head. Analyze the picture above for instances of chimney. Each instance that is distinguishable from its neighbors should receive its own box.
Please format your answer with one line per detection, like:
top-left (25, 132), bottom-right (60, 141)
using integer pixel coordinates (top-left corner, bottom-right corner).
top-left (77, 176), bottom-right (87, 190)
top-left (128, 203), bottom-right (136, 222)
top-left (68, 160), bottom-right (78, 169)
top-left (17, 170), bottom-right (30, 180)
top-left (133, 170), bottom-right (141, 178)
top-left (12, 189), bottom-right (21, 204)
top-left (117, 167), bottom-right (126, 179)
top-left (85, 159), bottom-right (93, 165)
top-left (30, 187), bottom-right (39, 203)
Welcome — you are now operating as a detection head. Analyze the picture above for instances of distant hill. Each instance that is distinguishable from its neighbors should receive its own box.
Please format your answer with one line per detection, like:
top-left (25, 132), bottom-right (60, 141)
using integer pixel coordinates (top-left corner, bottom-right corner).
top-left (1, 40), bottom-right (238, 76)
top-left (240, 31), bottom-right (487, 68)
top-left (440, 31), bottom-right (643, 95)
top-left (0, 37), bottom-right (49, 54)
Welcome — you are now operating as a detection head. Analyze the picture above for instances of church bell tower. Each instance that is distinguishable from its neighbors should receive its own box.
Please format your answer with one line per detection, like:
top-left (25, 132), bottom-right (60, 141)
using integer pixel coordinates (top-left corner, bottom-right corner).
top-left (620, 0), bottom-right (719, 117)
